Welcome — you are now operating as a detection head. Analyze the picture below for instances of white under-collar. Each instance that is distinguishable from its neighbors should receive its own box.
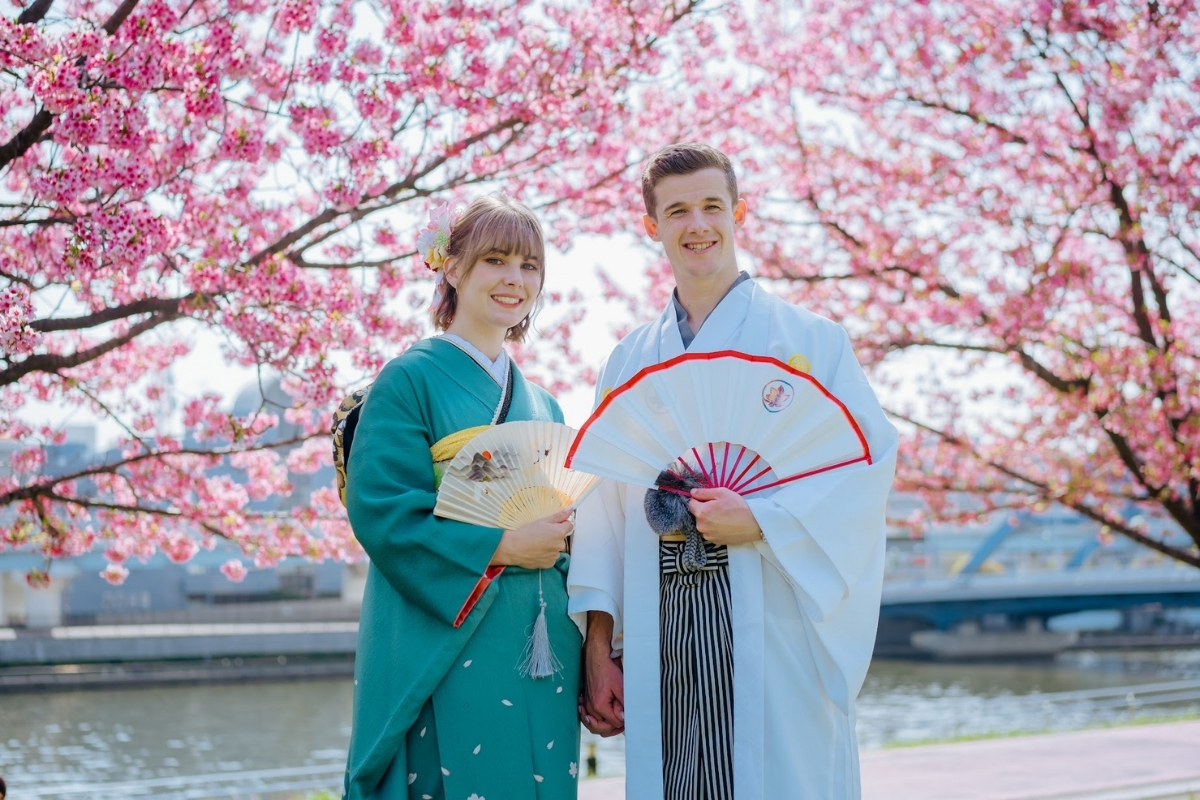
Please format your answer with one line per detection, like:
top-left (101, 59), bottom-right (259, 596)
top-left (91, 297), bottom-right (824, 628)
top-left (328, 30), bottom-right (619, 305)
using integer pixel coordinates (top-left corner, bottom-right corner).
top-left (440, 334), bottom-right (510, 387)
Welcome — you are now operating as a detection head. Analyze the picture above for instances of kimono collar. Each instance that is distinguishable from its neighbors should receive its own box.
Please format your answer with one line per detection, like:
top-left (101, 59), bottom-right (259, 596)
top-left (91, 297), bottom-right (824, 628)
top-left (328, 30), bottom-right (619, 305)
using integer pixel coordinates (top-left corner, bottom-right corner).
top-left (671, 271), bottom-right (752, 349)
top-left (439, 334), bottom-right (510, 389)
top-left (649, 273), bottom-right (757, 365)
top-left (426, 337), bottom-right (517, 414)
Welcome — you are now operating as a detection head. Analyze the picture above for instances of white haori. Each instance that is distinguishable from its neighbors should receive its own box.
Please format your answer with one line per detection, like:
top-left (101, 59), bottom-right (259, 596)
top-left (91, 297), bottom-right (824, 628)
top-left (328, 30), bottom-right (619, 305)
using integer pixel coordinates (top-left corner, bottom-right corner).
top-left (568, 278), bottom-right (898, 800)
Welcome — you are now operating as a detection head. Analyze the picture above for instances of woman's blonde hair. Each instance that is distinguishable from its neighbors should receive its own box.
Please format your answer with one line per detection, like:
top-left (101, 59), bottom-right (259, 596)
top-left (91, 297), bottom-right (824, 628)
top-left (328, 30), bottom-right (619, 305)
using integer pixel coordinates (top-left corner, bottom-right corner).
top-left (431, 194), bottom-right (546, 342)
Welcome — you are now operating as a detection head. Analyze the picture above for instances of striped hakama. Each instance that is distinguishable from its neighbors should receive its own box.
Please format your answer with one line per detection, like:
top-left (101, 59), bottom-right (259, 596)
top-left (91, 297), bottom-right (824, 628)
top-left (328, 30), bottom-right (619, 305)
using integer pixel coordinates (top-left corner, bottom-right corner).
top-left (659, 538), bottom-right (735, 800)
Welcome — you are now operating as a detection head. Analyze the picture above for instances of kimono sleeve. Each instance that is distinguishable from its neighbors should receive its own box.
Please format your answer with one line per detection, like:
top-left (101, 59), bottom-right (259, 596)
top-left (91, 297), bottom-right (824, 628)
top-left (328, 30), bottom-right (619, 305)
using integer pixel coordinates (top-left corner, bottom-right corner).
top-left (566, 352), bottom-right (628, 649)
top-left (567, 477), bottom-right (626, 648)
top-left (345, 362), bottom-right (504, 628)
top-left (743, 329), bottom-right (898, 707)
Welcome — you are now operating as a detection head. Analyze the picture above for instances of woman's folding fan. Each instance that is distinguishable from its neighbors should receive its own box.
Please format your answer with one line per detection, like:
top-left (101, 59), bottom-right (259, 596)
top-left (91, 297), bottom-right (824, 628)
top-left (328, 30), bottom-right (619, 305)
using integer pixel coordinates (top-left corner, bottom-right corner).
top-left (434, 421), bottom-right (600, 529)
top-left (565, 351), bottom-right (872, 496)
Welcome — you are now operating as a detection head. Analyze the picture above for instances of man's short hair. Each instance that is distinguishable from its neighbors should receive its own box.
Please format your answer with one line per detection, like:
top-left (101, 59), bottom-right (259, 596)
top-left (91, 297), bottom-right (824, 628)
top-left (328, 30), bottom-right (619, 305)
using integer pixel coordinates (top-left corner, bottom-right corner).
top-left (641, 143), bottom-right (739, 219)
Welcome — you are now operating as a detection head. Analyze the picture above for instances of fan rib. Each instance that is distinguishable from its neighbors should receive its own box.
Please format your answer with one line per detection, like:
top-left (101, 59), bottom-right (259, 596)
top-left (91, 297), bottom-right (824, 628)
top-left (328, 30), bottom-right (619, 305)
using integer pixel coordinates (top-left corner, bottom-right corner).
top-left (730, 453), bottom-right (761, 489)
top-left (691, 447), bottom-right (713, 487)
top-left (726, 446), bottom-right (747, 489)
top-left (732, 464), bottom-right (774, 494)
top-left (720, 443), bottom-right (731, 486)
top-left (742, 454), bottom-right (872, 495)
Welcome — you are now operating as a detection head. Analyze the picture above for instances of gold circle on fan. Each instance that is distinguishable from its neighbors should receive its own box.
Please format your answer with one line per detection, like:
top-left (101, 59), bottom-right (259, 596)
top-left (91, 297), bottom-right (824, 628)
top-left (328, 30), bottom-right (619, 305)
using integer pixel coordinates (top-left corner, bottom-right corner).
top-left (497, 486), bottom-right (574, 529)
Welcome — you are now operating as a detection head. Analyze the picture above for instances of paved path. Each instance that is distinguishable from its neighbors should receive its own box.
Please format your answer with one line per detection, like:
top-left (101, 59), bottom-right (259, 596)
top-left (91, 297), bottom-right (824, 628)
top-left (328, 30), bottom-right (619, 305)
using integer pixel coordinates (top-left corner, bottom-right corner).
top-left (577, 719), bottom-right (1200, 799)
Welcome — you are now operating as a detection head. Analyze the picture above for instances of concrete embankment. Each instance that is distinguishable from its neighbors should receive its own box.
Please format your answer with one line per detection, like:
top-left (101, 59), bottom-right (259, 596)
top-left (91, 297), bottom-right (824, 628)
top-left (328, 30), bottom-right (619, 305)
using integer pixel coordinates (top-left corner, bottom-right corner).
top-left (579, 719), bottom-right (1200, 800)
top-left (0, 654), bottom-right (355, 692)
top-left (0, 620), bottom-right (358, 691)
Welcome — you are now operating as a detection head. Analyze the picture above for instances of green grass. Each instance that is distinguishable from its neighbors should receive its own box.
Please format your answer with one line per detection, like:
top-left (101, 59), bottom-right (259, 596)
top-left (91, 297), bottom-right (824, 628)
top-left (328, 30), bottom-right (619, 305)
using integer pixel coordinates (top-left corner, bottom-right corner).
top-left (882, 709), bottom-right (1200, 749)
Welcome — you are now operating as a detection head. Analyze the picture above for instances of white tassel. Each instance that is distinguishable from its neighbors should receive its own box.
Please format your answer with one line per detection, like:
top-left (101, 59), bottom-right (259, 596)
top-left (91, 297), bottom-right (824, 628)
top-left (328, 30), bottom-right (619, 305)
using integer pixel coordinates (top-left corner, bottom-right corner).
top-left (518, 570), bottom-right (562, 679)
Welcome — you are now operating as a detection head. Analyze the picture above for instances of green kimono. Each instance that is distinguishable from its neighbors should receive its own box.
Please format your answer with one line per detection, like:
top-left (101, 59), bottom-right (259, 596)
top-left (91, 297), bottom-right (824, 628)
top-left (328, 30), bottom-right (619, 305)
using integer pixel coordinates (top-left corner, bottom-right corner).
top-left (343, 338), bottom-right (581, 800)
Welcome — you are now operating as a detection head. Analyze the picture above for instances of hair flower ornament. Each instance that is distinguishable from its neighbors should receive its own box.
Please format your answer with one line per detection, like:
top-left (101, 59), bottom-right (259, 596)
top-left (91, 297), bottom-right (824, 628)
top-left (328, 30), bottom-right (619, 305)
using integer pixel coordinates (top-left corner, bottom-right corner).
top-left (416, 202), bottom-right (462, 273)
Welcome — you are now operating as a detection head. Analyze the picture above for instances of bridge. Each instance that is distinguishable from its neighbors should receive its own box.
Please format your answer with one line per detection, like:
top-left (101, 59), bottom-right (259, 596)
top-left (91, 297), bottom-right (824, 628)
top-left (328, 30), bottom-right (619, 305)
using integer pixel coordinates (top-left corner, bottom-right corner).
top-left (881, 568), bottom-right (1200, 630)
top-left (875, 507), bottom-right (1200, 657)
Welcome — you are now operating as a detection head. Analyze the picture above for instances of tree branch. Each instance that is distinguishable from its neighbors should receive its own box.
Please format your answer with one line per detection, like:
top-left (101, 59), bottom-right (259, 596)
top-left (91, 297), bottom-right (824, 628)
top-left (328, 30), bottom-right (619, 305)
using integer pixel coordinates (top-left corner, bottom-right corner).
top-left (0, 310), bottom-right (179, 386)
top-left (16, 0), bottom-right (55, 25)
top-left (249, 116), bottom-right (523, 268)
top-left (889, 337), bottom-right (1089, 394)
top-left (0, 215), bottom-right (74, 228)
top-left (29, 293), bottom-right (198, 332)
top-left (286, 252), bottom-right (414, 270)
top-left (0, 0), bottom-right (143, 171)
top-left (0, 433), bottom-right (316, 506)
top-left (0, 110), bottom-right (54, 172)
top-left (101, 0), bottom-right (141, 35)
top-left (889, 409), bottom-right (1200, 566)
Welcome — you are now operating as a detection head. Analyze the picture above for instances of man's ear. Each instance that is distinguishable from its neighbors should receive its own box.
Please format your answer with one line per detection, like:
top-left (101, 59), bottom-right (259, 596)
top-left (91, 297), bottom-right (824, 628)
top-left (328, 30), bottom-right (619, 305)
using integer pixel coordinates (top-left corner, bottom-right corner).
top-left (733, 197), bottom-right (748, 228)
top-left (642, 214), bottom-right (660, 241)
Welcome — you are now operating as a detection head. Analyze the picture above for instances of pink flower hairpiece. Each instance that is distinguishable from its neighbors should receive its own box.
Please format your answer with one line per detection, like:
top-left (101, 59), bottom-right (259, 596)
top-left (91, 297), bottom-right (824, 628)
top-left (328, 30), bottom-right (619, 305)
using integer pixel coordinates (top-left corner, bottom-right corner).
top-left (416, 201), bottom-right (462, 273)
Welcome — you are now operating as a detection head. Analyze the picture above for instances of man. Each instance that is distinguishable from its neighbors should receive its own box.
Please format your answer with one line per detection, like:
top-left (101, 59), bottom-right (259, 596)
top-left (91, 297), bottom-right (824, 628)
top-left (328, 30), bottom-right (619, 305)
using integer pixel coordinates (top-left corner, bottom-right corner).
top-left (567, 143), bottom-right (897, 799)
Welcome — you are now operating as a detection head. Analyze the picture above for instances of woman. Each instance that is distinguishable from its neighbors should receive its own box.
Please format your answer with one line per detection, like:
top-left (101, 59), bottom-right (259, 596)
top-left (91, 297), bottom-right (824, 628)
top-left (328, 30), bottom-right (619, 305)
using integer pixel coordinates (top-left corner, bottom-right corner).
top-left (343, 195), bottom-right (581, 800)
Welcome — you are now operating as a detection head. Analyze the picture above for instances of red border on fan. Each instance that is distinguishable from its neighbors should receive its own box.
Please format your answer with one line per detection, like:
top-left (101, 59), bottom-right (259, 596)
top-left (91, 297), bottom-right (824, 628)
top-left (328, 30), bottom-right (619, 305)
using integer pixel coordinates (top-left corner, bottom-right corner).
top-left (565, 350), bottom-right (873, 494)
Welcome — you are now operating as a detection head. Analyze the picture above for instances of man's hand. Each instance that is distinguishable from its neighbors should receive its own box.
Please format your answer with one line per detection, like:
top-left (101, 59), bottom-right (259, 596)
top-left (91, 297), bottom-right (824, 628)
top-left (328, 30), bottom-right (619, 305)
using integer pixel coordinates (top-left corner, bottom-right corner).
top-left (689, 487), bottom-right (763, 546)
top-left (580, 611), bottom-right (625, 736)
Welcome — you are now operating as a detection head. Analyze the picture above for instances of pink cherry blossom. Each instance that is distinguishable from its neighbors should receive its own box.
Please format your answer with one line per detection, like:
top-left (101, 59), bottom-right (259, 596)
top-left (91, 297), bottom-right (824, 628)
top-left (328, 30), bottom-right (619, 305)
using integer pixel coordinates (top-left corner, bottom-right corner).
top-left (0, 0), bottom-right (716, 582)
top-left (220, 559), bottom-right (248, 583)
top-left (100, 563), bottom-right (130, 586)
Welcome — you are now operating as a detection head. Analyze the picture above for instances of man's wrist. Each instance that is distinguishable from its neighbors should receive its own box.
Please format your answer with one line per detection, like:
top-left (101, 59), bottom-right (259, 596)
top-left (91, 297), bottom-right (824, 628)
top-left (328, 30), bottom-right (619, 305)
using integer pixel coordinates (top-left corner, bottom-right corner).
top-left (585, 610), bottom-right (615, 654)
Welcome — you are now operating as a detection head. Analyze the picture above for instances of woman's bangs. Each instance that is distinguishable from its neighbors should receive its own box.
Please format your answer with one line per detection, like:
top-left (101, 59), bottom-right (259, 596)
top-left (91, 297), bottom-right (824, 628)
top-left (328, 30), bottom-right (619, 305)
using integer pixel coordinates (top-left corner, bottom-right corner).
top-left (478, 212), bottom-right (544, 265)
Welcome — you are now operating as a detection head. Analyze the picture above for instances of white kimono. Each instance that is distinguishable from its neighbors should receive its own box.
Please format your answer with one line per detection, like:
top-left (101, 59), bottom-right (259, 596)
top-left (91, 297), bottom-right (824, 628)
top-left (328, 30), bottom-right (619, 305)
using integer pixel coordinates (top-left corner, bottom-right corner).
top-left (568, 278), bottom-right (898, 799)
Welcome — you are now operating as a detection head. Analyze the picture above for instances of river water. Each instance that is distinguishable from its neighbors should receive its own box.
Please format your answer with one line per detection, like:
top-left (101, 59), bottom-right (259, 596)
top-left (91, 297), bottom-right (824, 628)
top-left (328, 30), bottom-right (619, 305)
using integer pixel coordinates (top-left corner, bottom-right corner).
top-left (3, 650), bottom-right (1200, 798)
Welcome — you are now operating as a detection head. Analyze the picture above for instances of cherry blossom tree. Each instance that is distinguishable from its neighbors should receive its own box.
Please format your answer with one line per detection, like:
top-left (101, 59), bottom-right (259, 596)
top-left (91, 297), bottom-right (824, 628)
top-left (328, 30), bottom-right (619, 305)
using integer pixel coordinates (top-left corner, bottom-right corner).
top-left (0, 0), bottom-right (704, 584)
top-left (714, 0), bottom-right (1200, 566)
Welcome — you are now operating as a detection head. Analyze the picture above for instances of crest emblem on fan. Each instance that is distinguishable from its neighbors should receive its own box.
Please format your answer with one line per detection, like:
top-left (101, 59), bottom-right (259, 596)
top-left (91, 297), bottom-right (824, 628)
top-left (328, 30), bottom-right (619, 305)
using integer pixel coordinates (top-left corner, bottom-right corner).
top-left (565, 351), bottom-right (872, 497)
top-left (434, 421), bottom-right (600, 530)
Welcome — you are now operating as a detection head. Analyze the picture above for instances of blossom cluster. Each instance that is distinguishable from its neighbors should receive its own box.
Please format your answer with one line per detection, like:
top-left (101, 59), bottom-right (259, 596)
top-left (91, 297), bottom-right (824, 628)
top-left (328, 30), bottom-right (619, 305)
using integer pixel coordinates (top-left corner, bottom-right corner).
top-left (0, 0), bottom-right (716, 583)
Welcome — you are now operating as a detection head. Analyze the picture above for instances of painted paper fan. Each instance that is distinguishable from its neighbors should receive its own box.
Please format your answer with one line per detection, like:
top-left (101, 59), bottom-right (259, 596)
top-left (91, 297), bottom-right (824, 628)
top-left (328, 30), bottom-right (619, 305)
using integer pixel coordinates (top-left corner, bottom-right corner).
top-left (565, 351), bottom-right (872, 496)
top-left (434, 421), bottom-right (600, 529)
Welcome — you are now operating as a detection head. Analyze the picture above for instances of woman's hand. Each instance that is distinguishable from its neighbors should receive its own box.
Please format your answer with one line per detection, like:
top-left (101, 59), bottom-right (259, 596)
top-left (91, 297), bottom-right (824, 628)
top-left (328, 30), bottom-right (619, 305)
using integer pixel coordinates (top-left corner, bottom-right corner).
top-left (490, 508), bottom-right (573, 568)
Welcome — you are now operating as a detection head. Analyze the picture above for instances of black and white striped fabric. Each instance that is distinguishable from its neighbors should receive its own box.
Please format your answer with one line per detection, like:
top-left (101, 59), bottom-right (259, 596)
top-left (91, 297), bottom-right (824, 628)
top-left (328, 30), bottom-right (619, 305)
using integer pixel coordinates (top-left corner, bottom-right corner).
top-left (659, 538), bottom-right (735, 800)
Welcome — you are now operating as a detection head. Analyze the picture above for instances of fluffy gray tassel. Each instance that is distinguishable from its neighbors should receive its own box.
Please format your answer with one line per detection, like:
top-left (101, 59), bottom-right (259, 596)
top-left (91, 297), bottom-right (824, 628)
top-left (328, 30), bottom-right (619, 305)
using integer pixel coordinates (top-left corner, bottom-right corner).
top-left (645, 466), bottom-right (707, 572)
top-left (518, 571), bottom-right (562, 679)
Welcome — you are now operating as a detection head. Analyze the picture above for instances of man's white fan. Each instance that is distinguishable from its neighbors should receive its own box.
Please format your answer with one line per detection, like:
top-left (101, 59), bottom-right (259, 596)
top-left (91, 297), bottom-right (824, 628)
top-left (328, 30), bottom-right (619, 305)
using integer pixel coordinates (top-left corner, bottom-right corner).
top-left (565, 351), bottom-right (871, 495)
top-left (435, 421), bottom-right (599, 529)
